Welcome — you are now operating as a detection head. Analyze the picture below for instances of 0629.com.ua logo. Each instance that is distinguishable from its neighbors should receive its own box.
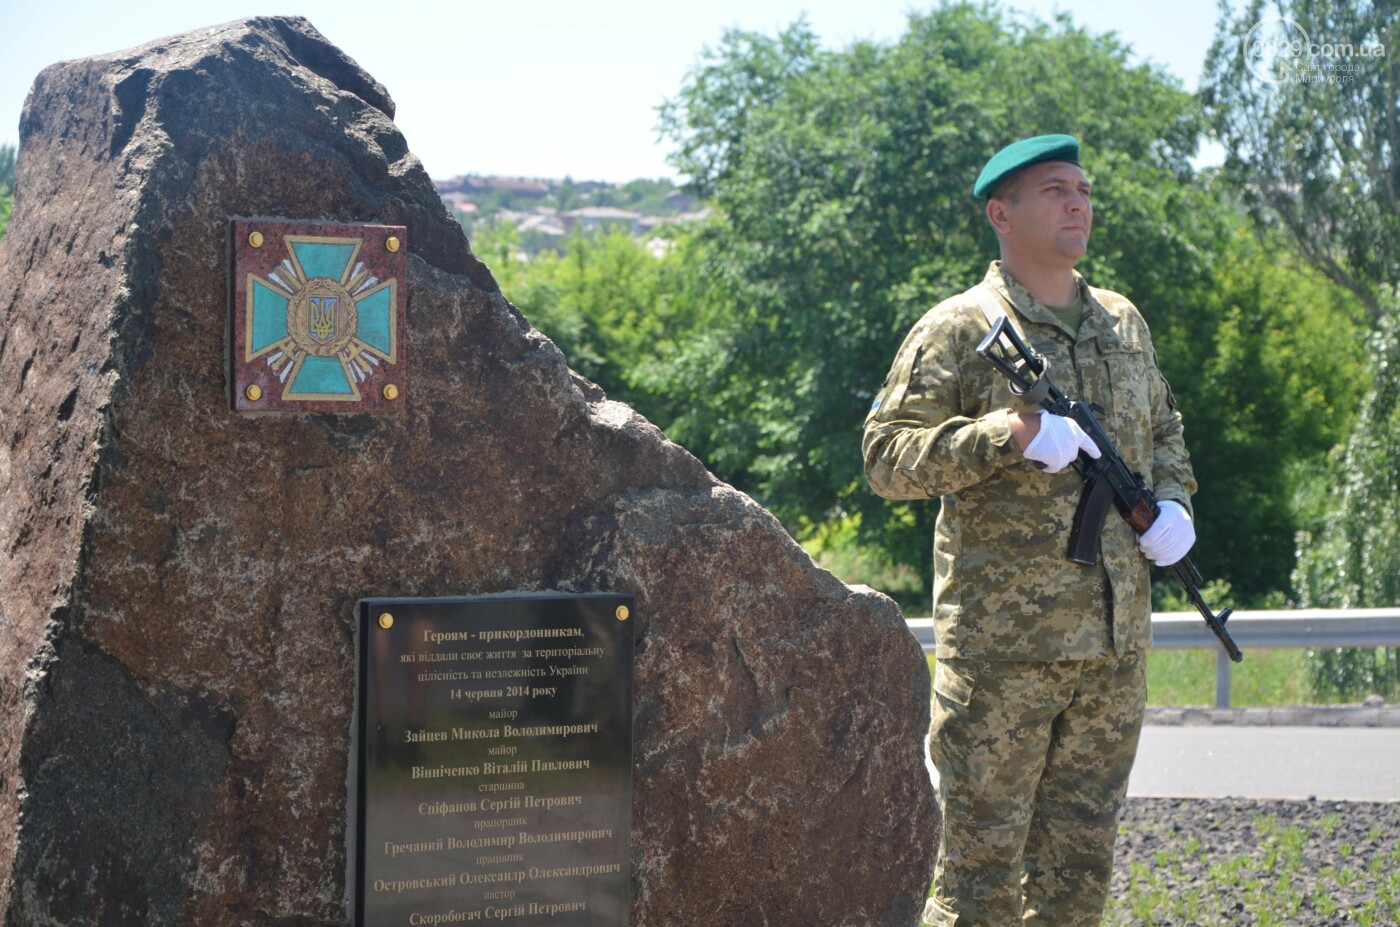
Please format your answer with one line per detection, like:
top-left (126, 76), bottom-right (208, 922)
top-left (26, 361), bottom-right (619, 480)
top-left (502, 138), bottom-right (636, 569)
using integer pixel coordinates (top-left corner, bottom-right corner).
top-left (1244, 16), bottom-right (1386, 86)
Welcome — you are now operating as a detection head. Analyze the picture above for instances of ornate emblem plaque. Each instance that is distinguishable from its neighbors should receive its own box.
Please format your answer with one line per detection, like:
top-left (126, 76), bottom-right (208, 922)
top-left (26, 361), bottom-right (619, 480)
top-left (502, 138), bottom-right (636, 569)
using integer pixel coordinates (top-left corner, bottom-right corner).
top-left (230, 219), bottom-right (407, 413)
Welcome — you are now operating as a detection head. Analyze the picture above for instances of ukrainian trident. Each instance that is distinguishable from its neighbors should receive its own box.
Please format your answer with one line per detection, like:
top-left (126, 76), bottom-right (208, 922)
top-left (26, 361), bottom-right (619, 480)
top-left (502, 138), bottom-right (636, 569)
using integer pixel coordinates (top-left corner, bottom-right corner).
top-left (231, 219), bottom-right (407, 412)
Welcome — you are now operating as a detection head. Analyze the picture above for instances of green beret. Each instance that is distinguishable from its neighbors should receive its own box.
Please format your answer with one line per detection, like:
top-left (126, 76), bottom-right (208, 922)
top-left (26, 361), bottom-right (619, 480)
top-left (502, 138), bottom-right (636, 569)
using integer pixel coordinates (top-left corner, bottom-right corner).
top-left (973, 134), bottom-right (1080, 200)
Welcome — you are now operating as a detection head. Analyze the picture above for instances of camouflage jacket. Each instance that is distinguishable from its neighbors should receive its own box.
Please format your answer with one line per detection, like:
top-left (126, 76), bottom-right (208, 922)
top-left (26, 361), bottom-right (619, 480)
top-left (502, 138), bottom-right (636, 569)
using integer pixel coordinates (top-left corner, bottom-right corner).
top-left (863, 262), bottom-right (1197, 660)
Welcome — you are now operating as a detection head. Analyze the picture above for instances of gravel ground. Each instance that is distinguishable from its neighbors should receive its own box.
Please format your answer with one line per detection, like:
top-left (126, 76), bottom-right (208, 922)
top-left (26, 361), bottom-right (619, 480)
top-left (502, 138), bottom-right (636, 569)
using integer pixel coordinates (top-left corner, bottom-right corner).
top-left (1107, 797), bottom-right (1400, 926)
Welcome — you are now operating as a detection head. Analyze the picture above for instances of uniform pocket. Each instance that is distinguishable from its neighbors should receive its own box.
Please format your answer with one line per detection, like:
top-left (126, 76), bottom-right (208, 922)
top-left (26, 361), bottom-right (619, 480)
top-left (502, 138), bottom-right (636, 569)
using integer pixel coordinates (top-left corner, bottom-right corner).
top-left (933, 659), bottom-right (974, 707)
top-left (1101, 340), bottom-right (1150, 426)
top-left (921, 894), bottom-right (960, 926)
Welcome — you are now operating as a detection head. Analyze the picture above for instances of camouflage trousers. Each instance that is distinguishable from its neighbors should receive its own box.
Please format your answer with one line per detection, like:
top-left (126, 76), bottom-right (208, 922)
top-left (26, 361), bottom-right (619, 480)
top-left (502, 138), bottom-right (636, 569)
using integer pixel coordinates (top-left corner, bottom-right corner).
top-left (921, 651), bottom-right (1146, 926)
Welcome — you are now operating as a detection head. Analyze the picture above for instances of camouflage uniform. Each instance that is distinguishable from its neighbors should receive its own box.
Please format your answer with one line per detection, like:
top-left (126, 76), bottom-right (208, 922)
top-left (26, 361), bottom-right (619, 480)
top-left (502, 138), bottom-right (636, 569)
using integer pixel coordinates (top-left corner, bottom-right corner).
top-left (863, 262), bottom-right (1196, 925)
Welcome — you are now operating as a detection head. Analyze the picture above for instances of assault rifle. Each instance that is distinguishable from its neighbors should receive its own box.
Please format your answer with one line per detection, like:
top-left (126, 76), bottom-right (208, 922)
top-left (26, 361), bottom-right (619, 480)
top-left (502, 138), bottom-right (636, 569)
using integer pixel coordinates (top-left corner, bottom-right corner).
top-left (976, 315), bottom-right (1243, 663)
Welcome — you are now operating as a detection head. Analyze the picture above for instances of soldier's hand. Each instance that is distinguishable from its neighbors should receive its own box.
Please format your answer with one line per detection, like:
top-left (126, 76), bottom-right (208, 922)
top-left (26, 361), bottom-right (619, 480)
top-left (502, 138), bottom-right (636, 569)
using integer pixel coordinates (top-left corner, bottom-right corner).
top-left (1139, 500), bottom-right (1195, 566)
top-left (1020, 411), bottom-right (1100, 473)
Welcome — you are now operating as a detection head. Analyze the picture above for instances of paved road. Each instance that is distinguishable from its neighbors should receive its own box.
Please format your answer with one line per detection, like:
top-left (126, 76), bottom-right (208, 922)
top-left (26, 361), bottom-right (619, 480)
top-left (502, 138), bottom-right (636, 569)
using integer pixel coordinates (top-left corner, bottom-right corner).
top-left (1129, 726), bottom-right (1400, 801)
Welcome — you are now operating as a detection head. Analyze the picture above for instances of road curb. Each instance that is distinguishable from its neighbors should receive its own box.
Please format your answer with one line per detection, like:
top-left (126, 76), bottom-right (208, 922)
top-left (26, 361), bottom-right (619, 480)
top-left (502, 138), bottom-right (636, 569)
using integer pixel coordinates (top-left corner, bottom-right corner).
top-left (1145, 705), bottom-right (1400, 728)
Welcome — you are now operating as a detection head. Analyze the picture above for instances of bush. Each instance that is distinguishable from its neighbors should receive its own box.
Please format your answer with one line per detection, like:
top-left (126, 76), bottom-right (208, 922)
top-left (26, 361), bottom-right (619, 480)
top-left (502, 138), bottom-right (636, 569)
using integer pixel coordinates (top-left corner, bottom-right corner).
top-left (1294, 287), bottom-right (1400, 701)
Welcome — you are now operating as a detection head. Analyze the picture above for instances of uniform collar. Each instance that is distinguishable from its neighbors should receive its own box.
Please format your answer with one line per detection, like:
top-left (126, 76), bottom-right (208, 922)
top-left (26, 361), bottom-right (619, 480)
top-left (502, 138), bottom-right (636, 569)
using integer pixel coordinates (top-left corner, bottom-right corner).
top-left (982, 261), bottom-right (1115, 344)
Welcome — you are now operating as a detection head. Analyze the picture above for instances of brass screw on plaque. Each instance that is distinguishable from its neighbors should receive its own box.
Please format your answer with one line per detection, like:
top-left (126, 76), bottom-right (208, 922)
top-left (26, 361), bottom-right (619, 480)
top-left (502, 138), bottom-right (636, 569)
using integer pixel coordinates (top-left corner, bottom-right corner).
top-left (383, 383), bottom-right (399, 401)
top-left (244, 384), bottom-right (263, 401)
top-left (248, 230), bottom-right (264, 248)
top-left (378, 612), bottom-right (395, 630)
top-left (615, 606), bottom-right (630, 621)
top-left (385, 236), bottom-right (401, 253)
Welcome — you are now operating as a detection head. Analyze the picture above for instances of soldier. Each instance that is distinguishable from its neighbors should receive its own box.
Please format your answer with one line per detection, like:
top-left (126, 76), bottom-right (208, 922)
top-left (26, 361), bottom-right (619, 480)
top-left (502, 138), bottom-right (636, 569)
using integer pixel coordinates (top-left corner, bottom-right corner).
top-left (862, 135), bottom-right (1198, 926)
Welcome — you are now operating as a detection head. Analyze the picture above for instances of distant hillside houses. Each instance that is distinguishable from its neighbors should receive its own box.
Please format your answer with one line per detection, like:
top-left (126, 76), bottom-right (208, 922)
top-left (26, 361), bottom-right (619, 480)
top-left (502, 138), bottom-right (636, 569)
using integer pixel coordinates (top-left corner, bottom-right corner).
top-left (436, 175), bottom-right (553, 198)
top-left (433, 174), bottom-right (708, 250)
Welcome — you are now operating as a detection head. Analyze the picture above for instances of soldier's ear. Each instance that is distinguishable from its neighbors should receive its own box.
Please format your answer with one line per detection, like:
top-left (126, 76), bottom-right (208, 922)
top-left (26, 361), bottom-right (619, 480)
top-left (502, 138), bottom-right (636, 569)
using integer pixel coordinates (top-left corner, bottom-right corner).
top-left (985, 197), bottom-right (1013, 235)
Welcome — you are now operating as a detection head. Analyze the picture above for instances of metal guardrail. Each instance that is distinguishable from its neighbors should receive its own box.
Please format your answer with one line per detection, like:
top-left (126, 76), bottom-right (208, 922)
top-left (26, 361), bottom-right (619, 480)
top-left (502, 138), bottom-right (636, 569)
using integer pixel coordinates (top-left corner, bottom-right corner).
top-left (906, 608), bottom-right (1400, 708)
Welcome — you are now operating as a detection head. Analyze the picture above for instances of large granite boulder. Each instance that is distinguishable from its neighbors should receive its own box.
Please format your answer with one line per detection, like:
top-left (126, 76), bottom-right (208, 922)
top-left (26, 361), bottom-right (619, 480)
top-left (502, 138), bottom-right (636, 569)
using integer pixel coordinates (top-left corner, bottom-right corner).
top-left (0, 17), bottom-right (936, 926)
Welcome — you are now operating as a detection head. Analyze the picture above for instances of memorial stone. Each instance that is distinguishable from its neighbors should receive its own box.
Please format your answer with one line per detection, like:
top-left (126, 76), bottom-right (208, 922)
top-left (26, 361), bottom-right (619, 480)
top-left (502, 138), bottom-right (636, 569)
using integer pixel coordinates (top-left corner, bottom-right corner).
top-left (0, 16), bottom-right (937, 926)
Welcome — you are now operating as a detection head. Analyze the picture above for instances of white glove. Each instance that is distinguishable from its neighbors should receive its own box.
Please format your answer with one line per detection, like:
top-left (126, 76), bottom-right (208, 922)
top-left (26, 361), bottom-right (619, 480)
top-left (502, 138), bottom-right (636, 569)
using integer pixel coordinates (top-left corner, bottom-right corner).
top-left (1138, 500), bottom-right (1195, 566)
top-left (1022, 411), bottom-right (1101, 473)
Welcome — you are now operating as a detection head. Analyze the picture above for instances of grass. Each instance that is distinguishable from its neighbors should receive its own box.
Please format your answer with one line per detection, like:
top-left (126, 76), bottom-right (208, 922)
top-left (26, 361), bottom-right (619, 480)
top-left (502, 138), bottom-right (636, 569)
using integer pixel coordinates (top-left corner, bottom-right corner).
top-left (809, 523), bottom-right (1387, 706)
top-left (1146, 647), bottom-right (1326, 707)
top-left (924, 647), bottom-right (1365, 707)
top-left (1099, 813), bottom-right (1400, 927)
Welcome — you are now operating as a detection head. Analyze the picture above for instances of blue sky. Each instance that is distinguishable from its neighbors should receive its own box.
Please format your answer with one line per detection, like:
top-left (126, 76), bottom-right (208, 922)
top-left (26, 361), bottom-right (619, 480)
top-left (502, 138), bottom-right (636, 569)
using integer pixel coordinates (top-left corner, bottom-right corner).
top-left (1, 0), bottom-right (1233, 182)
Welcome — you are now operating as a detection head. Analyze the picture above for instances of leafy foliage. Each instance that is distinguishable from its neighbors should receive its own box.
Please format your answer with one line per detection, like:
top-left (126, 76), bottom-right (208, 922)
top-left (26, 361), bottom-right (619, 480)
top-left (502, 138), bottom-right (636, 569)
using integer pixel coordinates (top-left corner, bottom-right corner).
top-left (648, 3), bottom-right (1372, 601)
top-left (1159, 219), bottom-right (1367, 599)
top-left (1294, 288), bottom-right (1400, 698)
top-left (1201, 0), bottom-right (1399, 321)
top-left (602, 178), bottom-right (680, 215)
top-left (0, 143), bottom-right (13, 240)
top-left (656, 5), bottom-right (1223, 577)
top-left (478, 222), bottom-right (709, 428)
top-left (1202, 0), bottom-right (1399, 692)
top-left (482, 3), bottom-right (1375, 609)
top-left (0, 143), bottom-right (14, 193)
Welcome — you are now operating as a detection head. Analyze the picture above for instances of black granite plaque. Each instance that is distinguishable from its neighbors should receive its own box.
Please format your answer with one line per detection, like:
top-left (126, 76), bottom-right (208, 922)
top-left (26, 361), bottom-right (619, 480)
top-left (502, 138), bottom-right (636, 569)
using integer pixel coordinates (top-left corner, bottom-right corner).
top-left (353, 593), bottom-right (635, 927)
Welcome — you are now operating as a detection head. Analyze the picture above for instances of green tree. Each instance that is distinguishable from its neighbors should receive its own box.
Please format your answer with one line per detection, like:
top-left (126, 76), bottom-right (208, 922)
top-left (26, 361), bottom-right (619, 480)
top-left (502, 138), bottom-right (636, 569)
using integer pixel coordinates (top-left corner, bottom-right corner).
top-left (1204, 0), bottom-right (1400, 689)
top-left (484, 224), bottom-right (707, 421)
top-left (0, 143), bottom-right (15, 193)
top-left (555, 177), bottom-right (581, 213)
top-left (656, 5), bottom-right (1239, 587)
top-left (471, 219), bottom-right (527, 283)
top-left (0, 143), bottom-right (13, 240)
top-left (1293, 287), bottom-right (1400, 697)
top-left (618, 178), bottom-right (676, 214)
top-left (1164, 218), bottom-right (1367, 599)
top-left (463, 4), bottom-right (1364, 610)
top-left (1201, 0), bottom-right (1399, 321)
